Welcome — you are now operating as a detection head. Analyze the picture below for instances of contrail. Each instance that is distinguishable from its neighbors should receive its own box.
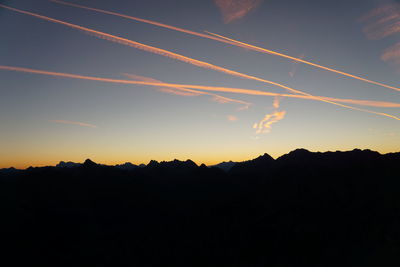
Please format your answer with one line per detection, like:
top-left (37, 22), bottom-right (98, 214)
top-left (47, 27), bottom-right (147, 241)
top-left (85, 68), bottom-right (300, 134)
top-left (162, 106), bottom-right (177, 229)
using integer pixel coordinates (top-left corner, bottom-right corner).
top-left (122, 73), bottom-right (251, 107)
top-left (51, 0), bottom-right (400, 92)
top-left (123, 73), bottom-right (201, 97)
top-left (49, 120), bottom-right (97, 128)
top-left (1, 4), bottom-right (392, 120)
top-left (205, 31), bottom-right (400, 93)
top-left (1, 65), bottom-right (400, 121)
top-left (49, 0), bottom-right (253, 50)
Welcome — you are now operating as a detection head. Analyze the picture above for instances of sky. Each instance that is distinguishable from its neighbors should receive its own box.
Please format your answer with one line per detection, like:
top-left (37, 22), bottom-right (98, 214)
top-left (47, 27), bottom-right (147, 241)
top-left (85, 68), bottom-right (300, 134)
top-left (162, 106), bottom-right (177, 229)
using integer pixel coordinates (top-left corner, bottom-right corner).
top-left (0, 0), bottom-right (399, 168)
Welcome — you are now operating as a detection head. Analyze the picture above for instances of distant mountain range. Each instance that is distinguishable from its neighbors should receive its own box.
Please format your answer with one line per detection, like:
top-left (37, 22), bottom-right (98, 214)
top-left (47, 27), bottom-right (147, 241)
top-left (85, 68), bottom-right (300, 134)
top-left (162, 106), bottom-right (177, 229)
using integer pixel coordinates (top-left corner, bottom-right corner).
top-left (2, 148), bottom-right (399, 173)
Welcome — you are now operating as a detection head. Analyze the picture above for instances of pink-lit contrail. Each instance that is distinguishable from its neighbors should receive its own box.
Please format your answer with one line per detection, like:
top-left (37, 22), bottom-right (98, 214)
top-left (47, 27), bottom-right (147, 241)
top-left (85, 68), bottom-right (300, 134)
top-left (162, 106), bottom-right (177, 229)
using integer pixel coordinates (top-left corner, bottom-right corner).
top-left (123, 73), bottom-right (201, 97)
top-left (52, 0), bottom-right (400, 93)
top-left (122, 73), bottom-right (251, 107)
top-left (1, 65), bottom-right (399, 121)
top-left (205, 31), bottom-right (400, 93)
top-left (50, 0), bottom-right (254, 50)
top-left (0, 3), bottom-right (391, 120)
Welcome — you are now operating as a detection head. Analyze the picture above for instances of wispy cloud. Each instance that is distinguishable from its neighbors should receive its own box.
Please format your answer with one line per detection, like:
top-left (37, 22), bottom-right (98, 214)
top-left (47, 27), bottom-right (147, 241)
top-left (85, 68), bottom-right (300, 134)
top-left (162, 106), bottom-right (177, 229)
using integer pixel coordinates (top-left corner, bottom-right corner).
top-left (289, 54), bottom-right (305, 77)
top-left (49, 120), bottom-right (97, 128)
top-left (381, 42), bottom-right (400, 71)
top-left (253, 97), bottom-right (286, 134)
top-left (1, 65), bottom-right (400, 121)
top-left (361, 3), bottom-right (400, 72)
top-left (361, 4), bottom-right (400, 40)
top-left (214, 0), bottom-right (263, 23)
top-left (272, 96), bottom-right (281, 109)
top-left (253, 111), bottom-right (286, 134)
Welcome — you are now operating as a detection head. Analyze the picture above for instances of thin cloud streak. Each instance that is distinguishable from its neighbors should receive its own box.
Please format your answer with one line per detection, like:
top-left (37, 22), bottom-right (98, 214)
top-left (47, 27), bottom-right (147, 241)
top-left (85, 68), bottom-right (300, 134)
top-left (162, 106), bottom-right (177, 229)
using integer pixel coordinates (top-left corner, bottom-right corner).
top-left (49, 120), bottom-right (97, 128)
top-left (1, 65), bottom-right (400, 121)
top-left (0, 4), bottom-right (390, 121)
top-left (50, 1), bottom-right (399, 93)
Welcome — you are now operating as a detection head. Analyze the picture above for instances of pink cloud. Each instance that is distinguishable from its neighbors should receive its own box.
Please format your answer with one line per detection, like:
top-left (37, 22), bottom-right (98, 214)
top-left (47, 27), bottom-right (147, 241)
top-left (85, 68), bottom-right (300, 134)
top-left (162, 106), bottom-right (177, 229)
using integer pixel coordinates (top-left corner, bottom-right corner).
top-left (214, 0), bottom-right (263, 24)
top-left (381, 42), bottom-right (400, 71)
top-left (227, 115), bottom-right (238, 121)
top-left (361, 4), bottom-right (400, 39)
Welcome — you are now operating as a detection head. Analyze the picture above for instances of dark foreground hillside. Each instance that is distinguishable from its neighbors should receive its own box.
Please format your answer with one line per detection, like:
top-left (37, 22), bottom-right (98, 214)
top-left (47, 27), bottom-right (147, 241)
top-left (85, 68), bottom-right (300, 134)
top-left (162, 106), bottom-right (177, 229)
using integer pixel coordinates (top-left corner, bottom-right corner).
top-left (1, 149), bottom-right (400, 267)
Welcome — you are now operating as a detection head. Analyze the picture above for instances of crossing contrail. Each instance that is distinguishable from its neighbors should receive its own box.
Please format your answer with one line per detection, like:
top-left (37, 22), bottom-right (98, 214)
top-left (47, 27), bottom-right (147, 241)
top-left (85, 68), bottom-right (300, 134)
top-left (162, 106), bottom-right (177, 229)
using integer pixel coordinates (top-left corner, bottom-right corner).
top-left (49, 0), bottom-right (253, 50)
top-left (51, 0), bottom-right (400, 93)
top-left (1, 65), bottom-right (399, 121)
top-left (205, 31), bottom-right (400, 93)
top-left (1, 3), bottom-right (393, 120)
top-left (122, 73), bottom-right (251, 108)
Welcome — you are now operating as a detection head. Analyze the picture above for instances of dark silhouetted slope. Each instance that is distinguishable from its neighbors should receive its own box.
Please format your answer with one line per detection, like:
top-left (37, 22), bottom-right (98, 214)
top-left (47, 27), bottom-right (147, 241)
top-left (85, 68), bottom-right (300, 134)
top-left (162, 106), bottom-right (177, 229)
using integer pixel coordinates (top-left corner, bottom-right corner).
top-left (1, 149), bottom-right (399, 267)
top-left (211, 160), bottom-right (237, 171)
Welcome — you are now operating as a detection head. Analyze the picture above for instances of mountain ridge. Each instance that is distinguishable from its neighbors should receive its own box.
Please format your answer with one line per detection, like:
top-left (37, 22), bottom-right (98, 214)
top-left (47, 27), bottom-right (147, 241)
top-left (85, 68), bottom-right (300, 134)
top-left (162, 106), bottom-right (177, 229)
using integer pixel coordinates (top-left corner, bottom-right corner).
top-left (1, 148), bottom-right (398, 172)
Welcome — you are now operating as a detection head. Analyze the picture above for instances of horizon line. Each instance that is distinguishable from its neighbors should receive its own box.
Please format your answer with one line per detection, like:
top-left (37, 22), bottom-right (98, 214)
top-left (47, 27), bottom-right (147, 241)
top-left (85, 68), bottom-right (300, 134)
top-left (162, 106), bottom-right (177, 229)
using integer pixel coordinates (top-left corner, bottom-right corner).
top-left (1, 147), bottom-right (398, 170)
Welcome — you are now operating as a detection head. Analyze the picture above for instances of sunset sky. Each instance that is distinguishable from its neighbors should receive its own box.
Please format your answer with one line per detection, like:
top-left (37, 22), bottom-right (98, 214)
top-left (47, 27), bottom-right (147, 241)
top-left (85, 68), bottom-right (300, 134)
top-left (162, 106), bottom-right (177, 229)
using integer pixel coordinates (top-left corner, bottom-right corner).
top-left (1, 0), bottom-right (399, 168)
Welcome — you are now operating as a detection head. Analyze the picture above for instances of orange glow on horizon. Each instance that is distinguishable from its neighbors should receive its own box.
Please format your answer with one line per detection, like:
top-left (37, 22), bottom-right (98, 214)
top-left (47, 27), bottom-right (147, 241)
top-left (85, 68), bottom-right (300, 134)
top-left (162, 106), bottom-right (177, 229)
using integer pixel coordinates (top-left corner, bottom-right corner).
top-left (3, 145), bottom-right (400, 170)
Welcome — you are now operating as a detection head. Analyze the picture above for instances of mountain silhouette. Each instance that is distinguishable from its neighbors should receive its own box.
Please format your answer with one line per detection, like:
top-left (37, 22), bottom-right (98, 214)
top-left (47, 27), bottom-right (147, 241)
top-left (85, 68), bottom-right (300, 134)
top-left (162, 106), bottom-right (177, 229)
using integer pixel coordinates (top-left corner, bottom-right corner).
top-left (56, 161), bottom-right (81, 168)
top-left (211, 160), bottom-right (237, 171)
top-left (82, 158), bottom-right (98, 168)
top-left (115, 162), bottom-right (138, 170)
top-left (1, 149), bottom-right (399, 267)
top-left (229, 152), bottom-right (274, 175)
